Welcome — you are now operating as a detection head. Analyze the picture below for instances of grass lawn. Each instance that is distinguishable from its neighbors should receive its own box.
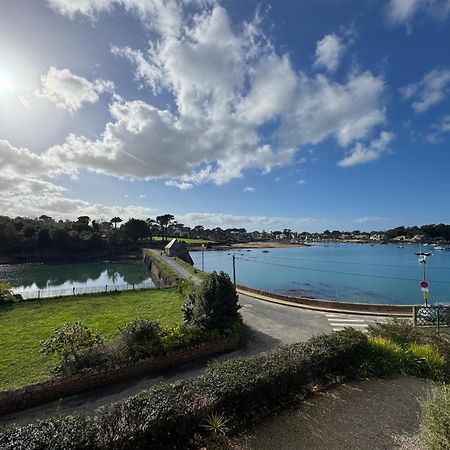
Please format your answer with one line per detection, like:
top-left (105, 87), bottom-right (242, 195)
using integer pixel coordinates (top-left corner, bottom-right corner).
top-left (0, 288), bottom-right (184, 391)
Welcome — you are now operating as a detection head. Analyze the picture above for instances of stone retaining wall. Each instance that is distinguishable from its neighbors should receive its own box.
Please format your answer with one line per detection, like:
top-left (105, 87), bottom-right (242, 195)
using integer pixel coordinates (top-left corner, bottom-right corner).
top-left (0, 336), bottom-right (239, 417)
top-left (237, 285), bottom-right (414, 316)
top-left (143, 252), bottom-right (180, 287)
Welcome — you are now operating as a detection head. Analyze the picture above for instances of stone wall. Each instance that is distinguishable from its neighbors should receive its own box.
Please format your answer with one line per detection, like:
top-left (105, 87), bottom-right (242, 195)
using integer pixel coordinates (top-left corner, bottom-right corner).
top-left (143, 252), bottom-right (180, 287)
top-left (237, 285), bottom-right (414, 316)
top-left (0, 336), bottom-right (239, 417)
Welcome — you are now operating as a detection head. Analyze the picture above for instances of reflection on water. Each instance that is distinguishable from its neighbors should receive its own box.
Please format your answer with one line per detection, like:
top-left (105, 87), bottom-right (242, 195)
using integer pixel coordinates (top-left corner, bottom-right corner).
top-left (0, 261), bottom-right (154, 292)
top-left (191, 243), bottom-right (450, 305)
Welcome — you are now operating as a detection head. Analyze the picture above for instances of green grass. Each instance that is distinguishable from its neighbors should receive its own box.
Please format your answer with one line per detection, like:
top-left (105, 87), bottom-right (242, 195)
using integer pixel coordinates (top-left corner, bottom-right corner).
top-left (152, 236), bottom-right (215, 244)
top-left (0, 289), bottom-right (184, 391)
top-left (172, 256), bottom-right (209, 280)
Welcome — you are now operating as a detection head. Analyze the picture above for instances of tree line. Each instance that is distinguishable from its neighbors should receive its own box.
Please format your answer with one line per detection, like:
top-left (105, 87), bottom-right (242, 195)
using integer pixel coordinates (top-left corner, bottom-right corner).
top-left (0, 213), bottom-right (449, 258)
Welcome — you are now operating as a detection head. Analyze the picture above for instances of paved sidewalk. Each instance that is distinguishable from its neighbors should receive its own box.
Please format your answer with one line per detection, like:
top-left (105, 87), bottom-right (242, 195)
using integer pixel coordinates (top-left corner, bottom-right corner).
top-left (233, 376), bottom-right (437, 450)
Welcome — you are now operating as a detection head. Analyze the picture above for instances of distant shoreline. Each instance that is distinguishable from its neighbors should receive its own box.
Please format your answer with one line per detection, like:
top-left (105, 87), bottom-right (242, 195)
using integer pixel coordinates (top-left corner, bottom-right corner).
top-left (202, 241), bottom-right (309, 250)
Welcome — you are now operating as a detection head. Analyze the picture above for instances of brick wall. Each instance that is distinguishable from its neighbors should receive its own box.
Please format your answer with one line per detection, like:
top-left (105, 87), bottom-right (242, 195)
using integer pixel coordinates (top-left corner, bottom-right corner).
top-left (0, 336), bottom-right (239, 416)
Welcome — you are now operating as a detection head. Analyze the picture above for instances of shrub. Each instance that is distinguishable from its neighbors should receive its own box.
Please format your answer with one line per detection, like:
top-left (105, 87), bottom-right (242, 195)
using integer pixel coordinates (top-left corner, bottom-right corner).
top-left (40, 322), bottom-right (103, 375)
top-left (365, 335), bottom-right (447, 381)
top-left (1, 329), bottom-right (369, 449)
top-left (409, 343), bottom-right (446, 381)
top-left (119, 318), bottom-right (163, 359)
top-left (364, 336), bottom-right (405, 377)
top-left (369, 319), bottom-right (450, 380)
top-left (421, 384), bottom-right (450, 450)
top-left (0, 281), bottom-right (16, 305)
top-left (0, 415), bottom-right (97, 450)
top-left (182, 271), bottom-right (240, 332)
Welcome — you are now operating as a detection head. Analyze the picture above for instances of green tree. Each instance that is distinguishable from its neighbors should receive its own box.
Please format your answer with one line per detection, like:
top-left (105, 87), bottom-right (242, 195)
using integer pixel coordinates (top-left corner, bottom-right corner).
top-left (0, 281), bottom-right (16, 304)
top-left (122, 218), bottom-right (151, 241)
top-left (182, 271), bottom-right (240, 332)
top-left (36, 228), bottom-right (51, 247)
top-left (40, 322), bottom-right (103, 375)
top-left (23, 225), bottom-right (36, 239)
top-left (156, 214), bottom-right (175, 242)
top-left (77, 216), bottom-right (90, 225)
top-left (110, 217), bottom-right (123, 228)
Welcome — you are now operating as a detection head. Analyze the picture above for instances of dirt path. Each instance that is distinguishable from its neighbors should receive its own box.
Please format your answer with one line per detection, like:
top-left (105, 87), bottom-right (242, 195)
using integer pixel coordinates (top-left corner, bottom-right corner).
top-left (233, 377), bottom-right (437, 450)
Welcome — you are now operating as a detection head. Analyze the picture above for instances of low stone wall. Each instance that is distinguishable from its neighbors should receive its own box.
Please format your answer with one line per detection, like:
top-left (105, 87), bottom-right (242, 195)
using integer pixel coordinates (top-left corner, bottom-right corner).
top-left (0, 336), bottom-right (239, 417)
top-left (143, 251), bottom-right (180, 287)
top-left (237, 285), bottom-right (414, 316)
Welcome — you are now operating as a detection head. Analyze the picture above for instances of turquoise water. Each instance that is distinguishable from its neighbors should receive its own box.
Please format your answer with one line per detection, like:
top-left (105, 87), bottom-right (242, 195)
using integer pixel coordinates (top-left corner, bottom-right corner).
top-left (0, 261), bottom-right (154, 295)
top-left (191, 244), bottom-right (450, 305)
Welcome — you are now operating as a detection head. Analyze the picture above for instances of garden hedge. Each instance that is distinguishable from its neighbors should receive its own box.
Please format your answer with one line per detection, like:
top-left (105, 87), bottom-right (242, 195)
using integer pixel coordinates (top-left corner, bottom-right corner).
top-left (0, 328), bottom-right (369, 450)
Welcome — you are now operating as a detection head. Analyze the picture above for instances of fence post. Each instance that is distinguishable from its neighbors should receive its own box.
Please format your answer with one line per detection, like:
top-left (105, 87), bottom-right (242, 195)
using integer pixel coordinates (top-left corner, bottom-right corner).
top-left (133, 283), bottom-right (135, 290)
top-left (105, 285), bottom-right (108, 293)
top-left (413, 306), bottom-right (417, 325)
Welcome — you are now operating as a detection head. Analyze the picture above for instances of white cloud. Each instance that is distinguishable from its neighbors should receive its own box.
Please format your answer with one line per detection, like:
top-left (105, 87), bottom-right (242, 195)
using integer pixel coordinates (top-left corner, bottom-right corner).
top-left (401, 67), bottom-right (450, 113)
top-left (338, 131), bottom-right (394, 167)
top-left (139, 194), bottom-right (146, 198)
top-left (386, 0), bottom-right (450, 27)
top-left (314, 34), bottom-right (345, 73)
top-left (298, 179), bottom-right (306, 185)
top-left (278, 71), bottom-right (386, 148)
top-left (427, 114), bottom-right (450, 142)
top-left (176, 212), bottom-right (325, 231)
top-left (41, 4), bottom-right (387, 190)
top-left (35, 67), bottom-right (114, 112)
top-left (0, 192), bottom-right (154, 221)
top-left (46, 0), bottom-right (215, 35)
top-left (355, 216), bottom-right (389, 224)
top-left (0, 138), bottom-right (68, 197)
top-left (243, 186), bottom-right (255, 192)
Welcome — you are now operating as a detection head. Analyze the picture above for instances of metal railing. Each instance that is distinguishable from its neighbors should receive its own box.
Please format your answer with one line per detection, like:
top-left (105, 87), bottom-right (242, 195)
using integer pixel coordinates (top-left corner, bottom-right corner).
top-left (12, 281), bottom-right (155, 300)
top-left (414, 305), bottom-right (450, 327)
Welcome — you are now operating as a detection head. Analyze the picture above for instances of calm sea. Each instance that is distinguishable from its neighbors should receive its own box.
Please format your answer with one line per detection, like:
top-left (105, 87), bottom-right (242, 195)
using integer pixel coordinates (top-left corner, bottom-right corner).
top-left (191, 243), bottom-right (450, 305)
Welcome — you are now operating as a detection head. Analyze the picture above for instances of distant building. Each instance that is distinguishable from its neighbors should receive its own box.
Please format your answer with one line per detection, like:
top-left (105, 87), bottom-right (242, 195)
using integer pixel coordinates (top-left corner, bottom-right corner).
top-left (164, 238), bottom-right (194, 265)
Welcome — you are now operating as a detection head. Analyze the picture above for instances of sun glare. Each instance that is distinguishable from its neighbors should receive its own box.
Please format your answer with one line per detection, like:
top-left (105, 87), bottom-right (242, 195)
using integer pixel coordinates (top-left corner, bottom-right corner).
top-left (0, 71), bottom-right (13, 93)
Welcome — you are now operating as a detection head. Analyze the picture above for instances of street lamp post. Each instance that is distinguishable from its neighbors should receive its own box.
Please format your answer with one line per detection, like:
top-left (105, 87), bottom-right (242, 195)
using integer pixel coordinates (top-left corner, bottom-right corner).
top-left (416, 252), bottom-right (431, 307)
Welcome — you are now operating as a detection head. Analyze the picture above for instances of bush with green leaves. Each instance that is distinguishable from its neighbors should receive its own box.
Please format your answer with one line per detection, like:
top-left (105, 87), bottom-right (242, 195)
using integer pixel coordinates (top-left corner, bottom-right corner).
top-left (1, 329), bottom-right (369, 450)
top-left (0, 281), bottom-right (16, 305)
top-left (182, 271), bottom-right (240, 332)
top-left (119, 318), bottom-right (163, 360)
top-left (368, 319), bottom-right (449, 380)
top-left (421, 384), bottom-right (450, 450)
top-left (364, 335), bottom-right (446, 381)
top-left (40, 322), bottom-right (103, 375)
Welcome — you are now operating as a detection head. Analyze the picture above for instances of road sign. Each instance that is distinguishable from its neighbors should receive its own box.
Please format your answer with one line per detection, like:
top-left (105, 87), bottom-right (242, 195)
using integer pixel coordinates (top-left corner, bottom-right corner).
top-left (420, 280), bottom-right (429, 289)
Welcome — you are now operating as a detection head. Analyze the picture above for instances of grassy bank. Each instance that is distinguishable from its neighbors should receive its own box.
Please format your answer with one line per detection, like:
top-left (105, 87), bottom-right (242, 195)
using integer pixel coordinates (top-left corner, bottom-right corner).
top-left (0, 289), bottom-right (183, 391)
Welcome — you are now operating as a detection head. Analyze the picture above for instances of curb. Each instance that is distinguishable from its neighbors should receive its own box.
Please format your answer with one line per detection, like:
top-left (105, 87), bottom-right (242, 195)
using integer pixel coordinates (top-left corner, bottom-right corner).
top-left (237, 287), bottom-right (414, 317)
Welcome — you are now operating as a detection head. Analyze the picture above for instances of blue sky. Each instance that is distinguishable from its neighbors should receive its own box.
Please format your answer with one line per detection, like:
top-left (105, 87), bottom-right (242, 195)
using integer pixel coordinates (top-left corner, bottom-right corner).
top-left (0, 0), bottom-right (449, 231)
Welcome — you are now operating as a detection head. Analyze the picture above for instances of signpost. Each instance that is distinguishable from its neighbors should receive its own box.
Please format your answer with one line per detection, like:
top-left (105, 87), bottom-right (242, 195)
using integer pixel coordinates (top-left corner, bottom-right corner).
top-left (416, 252), bottom-right (431, 307)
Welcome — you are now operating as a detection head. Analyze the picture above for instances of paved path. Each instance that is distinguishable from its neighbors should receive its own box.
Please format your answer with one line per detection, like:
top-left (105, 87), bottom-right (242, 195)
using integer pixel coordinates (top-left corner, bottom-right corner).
top-left (0, 293), bottom-right (335, 426)
top-left (0, 256), bottom-right (392, 426)
top-left (233, 376), bottom-right (437, 450)
top-left (146, 249), bottom-right (202, 284)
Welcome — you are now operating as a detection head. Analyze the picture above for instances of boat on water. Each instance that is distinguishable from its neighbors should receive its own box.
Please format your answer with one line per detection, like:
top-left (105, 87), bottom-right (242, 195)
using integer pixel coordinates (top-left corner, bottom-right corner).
top-left (434, 246), bottom-right (446, 251)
